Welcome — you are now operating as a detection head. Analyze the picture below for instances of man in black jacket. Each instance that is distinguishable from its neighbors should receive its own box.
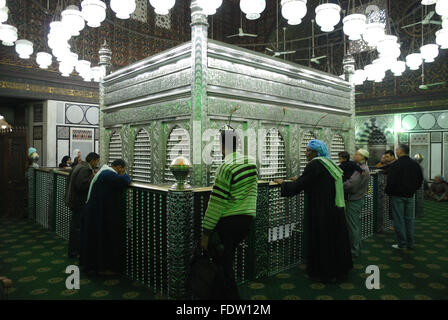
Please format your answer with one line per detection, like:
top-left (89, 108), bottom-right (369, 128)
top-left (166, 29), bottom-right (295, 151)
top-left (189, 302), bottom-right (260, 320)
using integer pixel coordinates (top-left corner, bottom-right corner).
top-left (65, 152), bottom-right (100, 258)
top-left (385, 144), bottom-right (423, 250)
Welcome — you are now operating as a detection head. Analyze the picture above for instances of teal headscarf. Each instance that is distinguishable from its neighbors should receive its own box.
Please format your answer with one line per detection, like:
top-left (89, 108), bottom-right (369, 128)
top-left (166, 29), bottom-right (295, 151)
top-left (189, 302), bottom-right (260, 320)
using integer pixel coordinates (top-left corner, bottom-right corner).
top-left (308, 139), bottom-right (329, 159)
top-left (28, 147), bottom-right (37, 157)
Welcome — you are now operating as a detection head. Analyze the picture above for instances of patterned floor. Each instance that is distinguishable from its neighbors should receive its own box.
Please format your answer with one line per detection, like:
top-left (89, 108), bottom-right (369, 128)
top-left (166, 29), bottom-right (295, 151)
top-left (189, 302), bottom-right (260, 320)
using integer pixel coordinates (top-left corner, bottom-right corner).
top-left (0, 200), bottom-right (447, 300)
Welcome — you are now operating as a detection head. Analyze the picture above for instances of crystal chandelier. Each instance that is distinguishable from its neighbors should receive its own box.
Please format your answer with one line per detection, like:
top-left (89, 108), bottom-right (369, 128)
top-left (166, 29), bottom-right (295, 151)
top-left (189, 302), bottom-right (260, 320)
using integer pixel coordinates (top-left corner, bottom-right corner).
top-left (343, 14), bottom-right (367, 41)
top-left (240, 0), bottom-right (266, 20)
top-left (420, 43), bottom-right (439, 63)
top-left (315, 3), bottom-right (341, 33)
top-left (436, 29), bottom-right (448, 49)
top-left (197, 0), bottom-right (222, 15)
top-left (0, 24), bottom-right (17, 46)
top-left (36, 52), bottom-right (52, 69)
top-left (61, 5), bottom-right (85, 36)
top-left (281, 0), bottom-right (307, 25)
top-left (362, 22), bottom-right (385, 47)
top-left (110, 0), bottom-right (136, 19)
top-left (81, 0), bottom-right (107, 28)
top-left (406, 53), bottom-right (423, 70)
top-left (0, 5), bottom-right (8, 23)
top-left (149, 0), bottom-right (175, 15)
top-left (436, 0), bottom-right (448, 17)
top-left (15, 39), bottom-right (33, 59)
top-left (391, 61), bottom-right (406, 76)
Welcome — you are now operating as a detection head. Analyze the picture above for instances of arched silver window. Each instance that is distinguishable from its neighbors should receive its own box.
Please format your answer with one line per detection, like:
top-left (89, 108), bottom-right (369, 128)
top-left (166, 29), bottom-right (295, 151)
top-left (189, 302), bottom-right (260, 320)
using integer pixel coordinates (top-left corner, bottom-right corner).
top-left (132, 129), bottom-right (152, 183)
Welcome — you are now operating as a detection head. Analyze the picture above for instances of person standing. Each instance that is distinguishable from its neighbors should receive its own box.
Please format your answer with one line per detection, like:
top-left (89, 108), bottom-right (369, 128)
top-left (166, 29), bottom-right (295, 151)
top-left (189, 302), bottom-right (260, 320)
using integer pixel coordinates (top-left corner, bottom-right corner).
top-left (201, 130), bottom-right (258, 299)
top-left (80, 159), bottom-right (131, 275)
top-left (343, 149), bottom-right (370, 259)
top-left (65, 152), bottom-right (100, 259)
top-left (385, 144), bottom-right (423, 250)
top-left (71, 149), bottom-right (82, 168)
top-left (274, 140), bottom-right (352, 283)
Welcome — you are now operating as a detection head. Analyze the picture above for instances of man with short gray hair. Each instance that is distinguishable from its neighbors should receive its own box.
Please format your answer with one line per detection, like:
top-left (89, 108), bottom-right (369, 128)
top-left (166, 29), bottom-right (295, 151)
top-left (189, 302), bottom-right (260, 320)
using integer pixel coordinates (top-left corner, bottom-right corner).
top-left (343, 149), bottom-right (370, 259)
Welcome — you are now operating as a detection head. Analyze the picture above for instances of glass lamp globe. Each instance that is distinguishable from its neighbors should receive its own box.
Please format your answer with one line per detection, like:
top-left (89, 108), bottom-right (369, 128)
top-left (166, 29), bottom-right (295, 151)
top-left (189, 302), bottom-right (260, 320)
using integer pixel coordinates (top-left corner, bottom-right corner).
top-left (377, 35), bottom-right (399, 55)
top-left (110, 0), bottom-right (136, 19)
top-left (353, 69), bottom-right (367, 85)
top-left (443, 16), bottom-right (448, 30)
top-left (0, 0), bottom-right (6, 9)
top-left (436, 29), bottom-right (448, 49)
top-left (59, 61), bottom-right (74, 77)
top-left (362, 22), bottom-right (385, 47)
top-left (75, 59), bottom-right (91, 75)
top-left (61, 52), bottom-right (78, 66)
top-left (197, 0), bottom-right (222, 15)
top-left (0, 24), bottom-right (18, 46)
top-left (49, 21), bottom-right (71, 43)
top-left (149, 0), bottom-right (175, 15)
top-left (364, 64), bottom-right (376, 81)
top-left (0, 6), bottom-right (8, 23)
top-left (81, 0), bottom-right (107, 28)
top-left (61, 5), bottom-right (85, 36)
top-left (36, 52), bottom-right (52, 69)
top-left (281, 0), bottom-right (307, 25)
top-left (436, 0), bottom-right (448, 17)
top-left (406, 53), bottom-right (423, 70)
top-left (315, 3), bottom-right (341, 32)
top-left (240, 0), bottom-right (266, 20)
top-left (91, 66), bottom-right (103, 82)
top-left (377, 56), bottom-right (397, 72)
top-left (15, 40), bottom-right (34, 59)
top-left (343, 14), bottom-right (367, 40)
top-left (52, 44), bottom-right (71, 60)
top-left (391, 60), bottom-right (406, 76)
top-left (421, 0), bottom-right (437, 5)
top-left (420, 43), bottom-right (439, 62)
top-left (81, 68), bottom-right (93, 82)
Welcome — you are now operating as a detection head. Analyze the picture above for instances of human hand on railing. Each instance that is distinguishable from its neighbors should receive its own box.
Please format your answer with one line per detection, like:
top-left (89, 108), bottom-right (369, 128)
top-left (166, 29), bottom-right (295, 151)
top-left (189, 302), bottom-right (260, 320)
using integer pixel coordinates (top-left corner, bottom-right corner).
top-left (201, 234), bottom-right (209, 251)
top-left (273, 179), bottom-right (284, 185)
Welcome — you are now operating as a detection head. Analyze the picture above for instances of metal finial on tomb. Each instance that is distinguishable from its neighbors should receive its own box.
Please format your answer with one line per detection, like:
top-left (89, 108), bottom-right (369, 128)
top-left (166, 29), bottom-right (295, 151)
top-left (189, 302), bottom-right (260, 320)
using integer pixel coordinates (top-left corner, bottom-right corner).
top-left (99, 40), bottom-right (112, 76)
top-left (343, 53), bottom-right (356, 82)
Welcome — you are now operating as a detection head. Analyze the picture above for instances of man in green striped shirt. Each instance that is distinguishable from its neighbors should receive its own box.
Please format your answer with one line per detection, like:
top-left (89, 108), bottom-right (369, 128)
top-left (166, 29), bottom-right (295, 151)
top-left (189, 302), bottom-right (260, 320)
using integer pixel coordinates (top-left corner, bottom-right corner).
top-left (201, 130), bottom-right (258, 299)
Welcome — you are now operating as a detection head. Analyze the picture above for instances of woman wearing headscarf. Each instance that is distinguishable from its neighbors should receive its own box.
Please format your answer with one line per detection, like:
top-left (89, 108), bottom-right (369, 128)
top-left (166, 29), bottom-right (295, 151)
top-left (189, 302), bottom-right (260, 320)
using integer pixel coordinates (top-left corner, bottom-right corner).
top-left (58, 156), bottom-right (72, 169)
top-left (274, 139), bottom-right (353, 283)
top-left (71, 149), bottom-right (82, 168)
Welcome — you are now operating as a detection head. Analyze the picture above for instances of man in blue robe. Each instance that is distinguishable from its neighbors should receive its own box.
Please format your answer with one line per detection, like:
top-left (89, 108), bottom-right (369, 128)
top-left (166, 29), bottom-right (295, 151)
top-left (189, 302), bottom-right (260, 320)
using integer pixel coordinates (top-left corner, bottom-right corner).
top-left (80, 159), bottom-right (131, 275)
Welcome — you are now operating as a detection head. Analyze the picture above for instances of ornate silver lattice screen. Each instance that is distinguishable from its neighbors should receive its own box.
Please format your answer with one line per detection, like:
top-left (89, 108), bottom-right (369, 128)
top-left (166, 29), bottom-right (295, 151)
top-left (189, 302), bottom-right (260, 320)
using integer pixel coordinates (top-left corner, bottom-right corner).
top-left (300, 132), bottom-right (316, 174)
top-left (132, 129), bottom-right (152, 184)
top-left (164, 126), bottom-right (190, 183)
top-left (260, 128), bottom-right (287, 181)
top-left (330, 134), bottom-right (345, 163)
top-left (108, 131), bottom-right (122, 165)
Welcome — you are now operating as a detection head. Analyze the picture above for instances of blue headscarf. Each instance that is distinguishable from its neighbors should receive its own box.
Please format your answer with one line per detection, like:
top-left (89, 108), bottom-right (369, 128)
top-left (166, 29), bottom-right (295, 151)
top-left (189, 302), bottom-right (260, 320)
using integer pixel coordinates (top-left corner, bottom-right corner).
top-left (307, 139), bottom-right (329, 159)
top-left (28, 147), bottom-right (37, 157)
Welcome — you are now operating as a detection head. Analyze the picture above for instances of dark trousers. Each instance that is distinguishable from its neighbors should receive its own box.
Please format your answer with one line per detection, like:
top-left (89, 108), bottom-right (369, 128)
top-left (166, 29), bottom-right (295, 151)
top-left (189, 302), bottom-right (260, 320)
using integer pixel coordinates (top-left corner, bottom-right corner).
top-left (68, 207), bottom-right (83, 257)
top-left (211, 215), bottom-right (253, 300)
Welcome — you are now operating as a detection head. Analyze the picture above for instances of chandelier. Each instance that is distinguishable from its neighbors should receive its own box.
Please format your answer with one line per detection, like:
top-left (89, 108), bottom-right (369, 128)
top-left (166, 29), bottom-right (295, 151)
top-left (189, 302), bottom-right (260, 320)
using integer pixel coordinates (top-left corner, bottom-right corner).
top-left (421, 0), bottom-right (437, 5)
top-left (0, 0), bottom-right (5, 8)
top-left (436, 0), bottom-right (448, 17)
top-left (281, 0), bottom-right (307, 25)
top-left (391, 61), bottom-right (406, 76)
top-left (315, 3), bottom-right (341, 33)
top-left (377, 35), bottom-right (401, 59)
top-left (76, 60), bottom-right (91, 77)
top-left (420, 43), bottom-right (439, 63)
top-left (0, 24), bottom-right (17, 46)
top-left (362, 22), bottom-right (385, 47)
top-left (110, 0), bottom-right (136, 19)
top-left (36, 52), bottom-right (53, 69)
top-left (81, 0), bottom-right (107, 28)
top-left (406, 53), bottom-right (423, 70)
top-left (352, 69), bottom-right (367, 85)
top-left (0, 5), bottom-right (8, 23)
top-left (61, 5), bottom-right (85, 36)
top-left (436, 29), bottom-right (448, 49)
top-left (197, 0), bottom-right (222, 15)
top-left (15, 39), bottom-right (33, 59)
top-left (149, 0), bottom-right (175, 15)
top-left (240, 0), bottom-right (266, 20)
top-left (343, 14), bottom-right (367, 41)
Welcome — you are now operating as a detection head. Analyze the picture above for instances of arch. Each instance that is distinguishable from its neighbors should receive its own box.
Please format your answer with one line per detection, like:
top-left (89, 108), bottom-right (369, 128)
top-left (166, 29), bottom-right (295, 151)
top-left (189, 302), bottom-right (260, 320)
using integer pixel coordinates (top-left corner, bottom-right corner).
top-left (260, 128), bottom-right (286, 181)
top-left (132, 129), bottom-right (152, 184)
top-left (300, 131), bottom-right (316, 174)
top-left (108, 131), bottom-right (122, 165)
top-left (330, 134), bottom-right (345, 163)
top-left (164, 126), bottom-right (190, 183)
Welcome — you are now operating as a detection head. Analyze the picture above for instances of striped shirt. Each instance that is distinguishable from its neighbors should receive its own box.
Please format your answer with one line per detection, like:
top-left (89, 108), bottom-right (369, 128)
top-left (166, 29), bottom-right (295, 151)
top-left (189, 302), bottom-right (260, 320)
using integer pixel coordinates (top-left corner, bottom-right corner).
top-left (202, 152), bottom-right (258, 233)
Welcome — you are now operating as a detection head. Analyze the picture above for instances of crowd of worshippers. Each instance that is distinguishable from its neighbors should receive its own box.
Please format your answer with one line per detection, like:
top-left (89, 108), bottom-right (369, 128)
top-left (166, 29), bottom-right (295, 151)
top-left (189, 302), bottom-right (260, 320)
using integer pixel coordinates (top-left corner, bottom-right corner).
top-left (64, 152), bottom-right (131, 276)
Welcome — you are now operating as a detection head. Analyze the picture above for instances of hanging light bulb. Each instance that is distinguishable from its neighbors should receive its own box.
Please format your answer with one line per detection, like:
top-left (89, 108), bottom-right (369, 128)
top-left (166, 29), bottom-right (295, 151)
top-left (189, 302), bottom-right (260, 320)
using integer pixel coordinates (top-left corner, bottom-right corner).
top-left (421, 0), bottom-right (437, 5)
top-left (406, 53), bottom-right (423, 70)
top-left (0, 24), bottom-right (17, 46)
top-left (240, 0), bottom-right (266, 20)
top-left (420, 43), bottom-right (439, 62)
top-left (436, 0), bottom-right (448, 17)
top-left (81, 0), bottom-right (106, 28)
top-left (61, 5), bottom-right (85, 36)
top-left (436, 28), bottom-right (448, 49)
top-left (110, 0), bottom-right (136, 19)
top-left (362, 22), bottom-right (385, 47)
top-left (15, 39), bottom-right (34, 59)
top-left (281, 0), bottom-right (307, 25)
top-left (352, 69), bottom-right (367, 85)
top-left (197, 0), bottom-right (222, 15)
top-left (0, 6), bottom-right (8, 23)
top-left (149, 0), bottom-right (175, 15)
top-left (36, 52), bottom-right (52, 69)
top-left (315, 3), bottom-right (341, 32)
top-left (391, 60), bottom-right (406, 76)
top-left (343, 14), bottom-right (367, 41)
